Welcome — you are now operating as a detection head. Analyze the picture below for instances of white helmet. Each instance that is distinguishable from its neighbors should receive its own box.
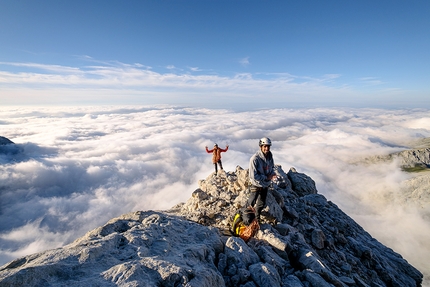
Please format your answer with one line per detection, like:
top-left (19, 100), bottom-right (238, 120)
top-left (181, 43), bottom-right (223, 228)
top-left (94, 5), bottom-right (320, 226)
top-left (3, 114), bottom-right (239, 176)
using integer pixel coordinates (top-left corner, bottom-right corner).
top-left (259, 137), bottom-right (272, 146)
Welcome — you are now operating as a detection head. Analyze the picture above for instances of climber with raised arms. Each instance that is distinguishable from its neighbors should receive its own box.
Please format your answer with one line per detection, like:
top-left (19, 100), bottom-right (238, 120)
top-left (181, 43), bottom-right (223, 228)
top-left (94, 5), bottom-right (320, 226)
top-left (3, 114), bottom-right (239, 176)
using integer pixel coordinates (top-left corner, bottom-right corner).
top-left (205, 143), bottom-right (229, 175)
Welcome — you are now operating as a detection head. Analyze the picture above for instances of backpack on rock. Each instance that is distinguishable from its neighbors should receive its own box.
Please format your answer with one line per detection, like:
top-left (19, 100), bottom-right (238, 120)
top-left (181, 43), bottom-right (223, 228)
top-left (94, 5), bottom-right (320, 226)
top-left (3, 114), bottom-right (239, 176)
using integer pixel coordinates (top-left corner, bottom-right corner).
top-left (230, 206), bottom-right (260, 242)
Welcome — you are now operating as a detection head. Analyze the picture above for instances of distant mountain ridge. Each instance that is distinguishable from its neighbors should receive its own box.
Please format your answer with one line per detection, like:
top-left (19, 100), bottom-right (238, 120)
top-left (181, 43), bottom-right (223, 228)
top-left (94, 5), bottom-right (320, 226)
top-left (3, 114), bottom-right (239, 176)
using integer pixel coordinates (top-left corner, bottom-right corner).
top-left (362, 137), bottom-right (430, 171)
top-left (385, 148), bottom-right (429, 170)
top-left (0, 163), bottom-right (423, 287)
top-left (0, 136), bottom-right (22, 156)
top-left (0, 136), bottom-right (14, 145)
top-left (360, 144), bottom-right (430, 215)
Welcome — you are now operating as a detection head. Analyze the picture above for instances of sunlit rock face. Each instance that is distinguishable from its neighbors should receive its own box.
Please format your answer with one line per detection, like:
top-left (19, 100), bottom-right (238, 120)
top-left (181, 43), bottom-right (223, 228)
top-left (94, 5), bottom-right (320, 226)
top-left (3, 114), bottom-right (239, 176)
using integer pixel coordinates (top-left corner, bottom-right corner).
top-left (383, 148), bottom-right (430, 170)
top-left (0, 165), bottom-right (423, 287)
top-left (365, 146), bottom-right (430, 220)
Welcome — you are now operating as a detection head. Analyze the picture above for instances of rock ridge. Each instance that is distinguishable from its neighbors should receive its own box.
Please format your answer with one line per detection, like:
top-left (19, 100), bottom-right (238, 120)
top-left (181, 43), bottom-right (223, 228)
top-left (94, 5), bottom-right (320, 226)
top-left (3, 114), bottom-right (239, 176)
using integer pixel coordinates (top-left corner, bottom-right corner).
top-left (386, 148), bottom-right (430, 171)
top-left (363, 146), bottom-right (430, 171)
top-left (0, 165), bottom-right (423, 287)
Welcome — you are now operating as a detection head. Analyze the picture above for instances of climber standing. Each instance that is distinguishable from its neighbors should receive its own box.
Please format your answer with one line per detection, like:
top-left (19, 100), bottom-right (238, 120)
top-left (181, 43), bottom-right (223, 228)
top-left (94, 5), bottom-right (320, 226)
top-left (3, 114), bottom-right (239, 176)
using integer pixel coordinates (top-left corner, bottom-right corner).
top-left (205, 143), bottom-right (229, 174)
top-left (247, 137), bottom-right (277, 222)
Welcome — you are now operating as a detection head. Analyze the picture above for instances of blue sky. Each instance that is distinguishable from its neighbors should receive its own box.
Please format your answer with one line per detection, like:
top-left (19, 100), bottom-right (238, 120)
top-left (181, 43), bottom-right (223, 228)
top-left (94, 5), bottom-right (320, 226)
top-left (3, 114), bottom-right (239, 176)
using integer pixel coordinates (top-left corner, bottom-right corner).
top-left (0, 0), bottom-right (429, 109)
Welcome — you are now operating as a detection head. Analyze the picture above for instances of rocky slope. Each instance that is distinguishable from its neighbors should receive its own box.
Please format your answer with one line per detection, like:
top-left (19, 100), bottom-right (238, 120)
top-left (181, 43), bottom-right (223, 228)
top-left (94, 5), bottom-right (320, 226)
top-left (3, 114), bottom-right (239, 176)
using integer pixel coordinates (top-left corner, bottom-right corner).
top-left (390, 148), bottom-right (429, 170)
top-left (363, 144), bottom-right (430, 220)
top-left (0, 164), bottom-right (423, 287)
top-left (362, 142), bottom-right (430, 171)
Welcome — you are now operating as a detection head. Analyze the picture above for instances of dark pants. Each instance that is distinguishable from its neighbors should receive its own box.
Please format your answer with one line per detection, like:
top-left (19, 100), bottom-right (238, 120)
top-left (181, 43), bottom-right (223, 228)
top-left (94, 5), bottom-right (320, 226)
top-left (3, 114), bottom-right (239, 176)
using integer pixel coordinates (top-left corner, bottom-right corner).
top-left (214, 160), bottom-right (223, 173)
top-left (247, 185), bottom-right (268, 219)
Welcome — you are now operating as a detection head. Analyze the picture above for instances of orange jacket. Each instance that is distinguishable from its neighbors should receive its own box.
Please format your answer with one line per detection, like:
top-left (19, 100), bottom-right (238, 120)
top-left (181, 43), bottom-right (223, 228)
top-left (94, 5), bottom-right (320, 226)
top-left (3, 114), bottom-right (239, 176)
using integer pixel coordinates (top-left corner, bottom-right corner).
top-left (206, 146), bottom-right (228, 163)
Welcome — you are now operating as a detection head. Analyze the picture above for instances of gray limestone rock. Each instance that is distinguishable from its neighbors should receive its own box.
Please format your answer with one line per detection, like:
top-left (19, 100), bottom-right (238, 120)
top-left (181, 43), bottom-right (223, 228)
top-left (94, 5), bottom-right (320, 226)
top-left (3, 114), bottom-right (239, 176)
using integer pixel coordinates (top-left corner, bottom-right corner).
top-left (282, 274), bottom-right (304, 287)
top-left (0, 211), bottom-right (225, 287)
top-left (397, 148), bottom-right (430, 169)
top-left (0, 164), bottom-right (423, 287)
top-left (249, 262), bottom-right (282, 287)
top-left (311, 229), bottom-right (326, 249)
top-left (287, 168), bottom-right (318, 196)
top-left (224, 237), bottom-right (260, 269)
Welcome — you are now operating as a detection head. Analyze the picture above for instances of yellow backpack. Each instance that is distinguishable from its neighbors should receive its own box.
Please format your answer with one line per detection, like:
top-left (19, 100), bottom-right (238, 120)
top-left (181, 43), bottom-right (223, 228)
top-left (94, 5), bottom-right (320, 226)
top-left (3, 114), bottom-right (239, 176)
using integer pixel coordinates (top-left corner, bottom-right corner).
top-left (231, 213), bottom-right (247, 236)
top-left (230, 207), bottom-right (260, 242)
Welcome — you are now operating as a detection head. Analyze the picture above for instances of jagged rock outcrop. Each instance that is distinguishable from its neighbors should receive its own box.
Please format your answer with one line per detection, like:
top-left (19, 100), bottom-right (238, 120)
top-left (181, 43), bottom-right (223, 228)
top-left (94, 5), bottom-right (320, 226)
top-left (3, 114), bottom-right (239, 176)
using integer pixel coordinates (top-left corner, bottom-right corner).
top-left (0, 136), bottom-right (21, 156)
top-left (364, 146), bottom-right (430, 171)
top-left (0, 166), bottom-right (423, 287)
top-left (0, 136), bottom-right (14, 146)
top-left (392, 148), bottom-right (430, 170)
top-left (398, 155), bottom-right (430, 226)
top-left (362, 145), bottom-right (430, 221)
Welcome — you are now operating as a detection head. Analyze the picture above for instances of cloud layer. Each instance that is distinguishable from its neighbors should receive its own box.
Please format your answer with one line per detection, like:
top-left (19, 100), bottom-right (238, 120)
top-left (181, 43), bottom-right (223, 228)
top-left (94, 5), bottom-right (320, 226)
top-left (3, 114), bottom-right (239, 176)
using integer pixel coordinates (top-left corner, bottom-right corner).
top-left (1, 106), bottom-right (429, 280)
top-left (1, 60), bottom-right (427, 109)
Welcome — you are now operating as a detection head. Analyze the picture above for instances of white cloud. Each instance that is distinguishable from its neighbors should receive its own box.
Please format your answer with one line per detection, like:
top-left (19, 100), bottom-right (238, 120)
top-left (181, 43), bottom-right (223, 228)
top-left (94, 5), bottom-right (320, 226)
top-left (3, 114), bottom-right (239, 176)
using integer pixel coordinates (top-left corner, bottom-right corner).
top-left (188, 66), bottom-right (201, 72)
top-left (401, 117), bottom-right (430, 130)
top-left (321, 73), bottom-right (342, 82)
top-left (0, 106), bottom-right (430, 278)
top-left (239, 57), bottom-right (250, 67)
top-left (0, 62), bottom-right (82, 74)
top-left (360, 76), bottom-right (384, 86)
top-left (0, 60), bottom-right (427, 108)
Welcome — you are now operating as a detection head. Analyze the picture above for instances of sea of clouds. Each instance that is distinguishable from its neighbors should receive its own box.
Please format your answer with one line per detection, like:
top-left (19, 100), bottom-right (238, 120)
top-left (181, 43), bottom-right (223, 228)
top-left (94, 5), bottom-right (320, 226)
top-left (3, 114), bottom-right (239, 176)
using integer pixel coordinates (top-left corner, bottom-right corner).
top-left (1, 105), bottom-right (429, 282)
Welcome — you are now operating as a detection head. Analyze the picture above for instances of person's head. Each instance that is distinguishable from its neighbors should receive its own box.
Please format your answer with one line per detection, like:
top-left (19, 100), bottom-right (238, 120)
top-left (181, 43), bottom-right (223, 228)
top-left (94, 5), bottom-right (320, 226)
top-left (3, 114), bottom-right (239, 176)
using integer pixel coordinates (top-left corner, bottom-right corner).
top-left (214, 143), bottom-right (218, 148)
top-left (259, 137), bottom-right (271, 155)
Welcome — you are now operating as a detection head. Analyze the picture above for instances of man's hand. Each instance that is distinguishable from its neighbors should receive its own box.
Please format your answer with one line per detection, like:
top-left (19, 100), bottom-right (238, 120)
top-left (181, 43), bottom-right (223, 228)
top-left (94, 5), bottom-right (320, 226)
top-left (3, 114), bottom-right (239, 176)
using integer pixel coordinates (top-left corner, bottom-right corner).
top-left (267, 174), bottom-right (277, 181)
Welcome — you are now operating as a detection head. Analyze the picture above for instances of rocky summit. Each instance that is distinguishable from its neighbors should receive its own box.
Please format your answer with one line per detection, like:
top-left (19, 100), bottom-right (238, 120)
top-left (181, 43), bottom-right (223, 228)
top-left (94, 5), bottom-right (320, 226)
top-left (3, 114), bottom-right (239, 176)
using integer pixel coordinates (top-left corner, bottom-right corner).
top-left (0, 165), bottom-right (423, 287)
